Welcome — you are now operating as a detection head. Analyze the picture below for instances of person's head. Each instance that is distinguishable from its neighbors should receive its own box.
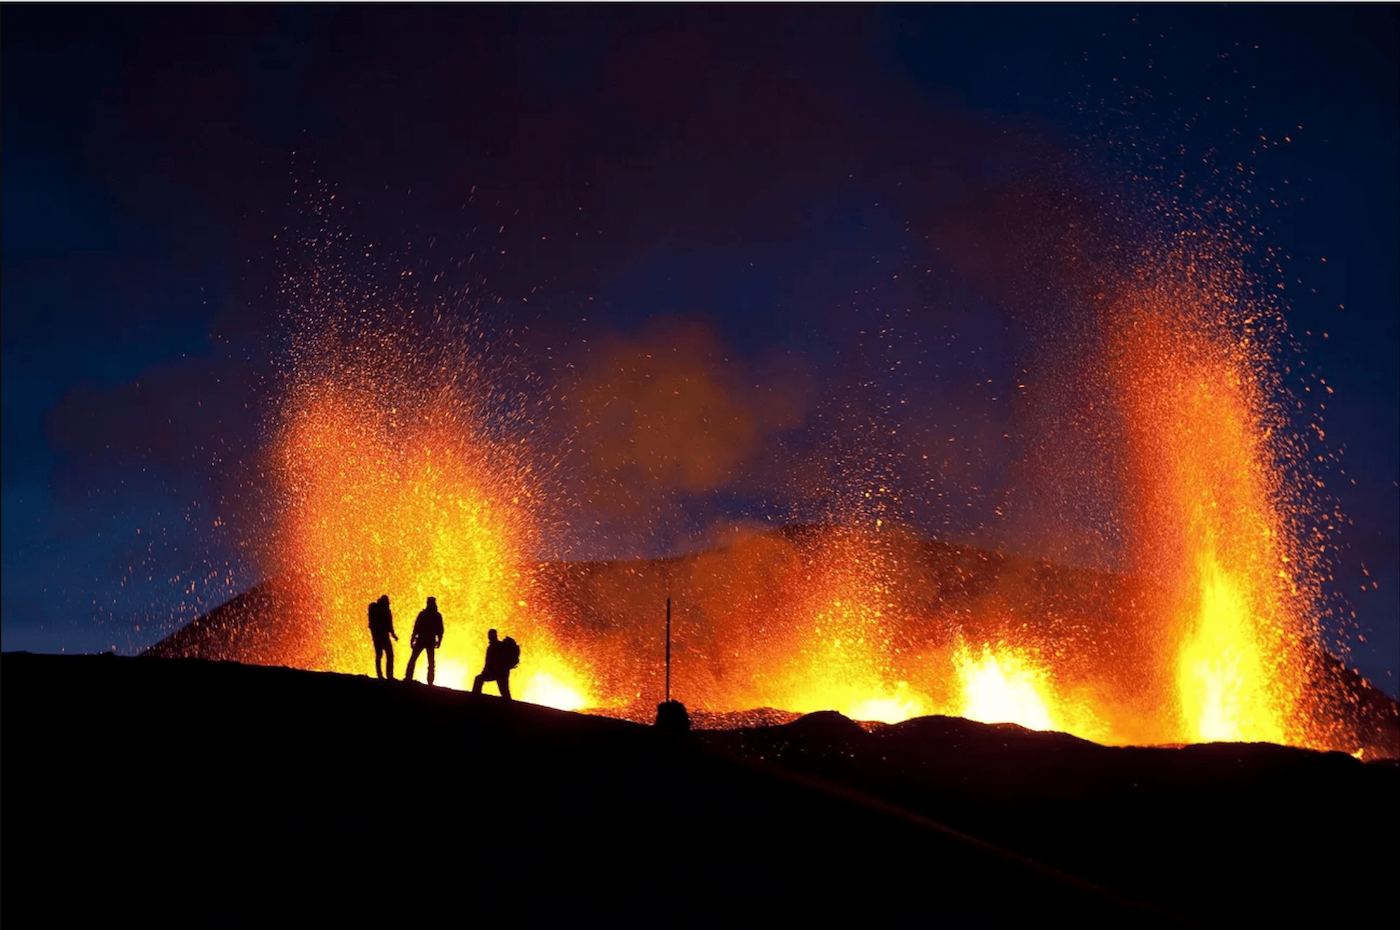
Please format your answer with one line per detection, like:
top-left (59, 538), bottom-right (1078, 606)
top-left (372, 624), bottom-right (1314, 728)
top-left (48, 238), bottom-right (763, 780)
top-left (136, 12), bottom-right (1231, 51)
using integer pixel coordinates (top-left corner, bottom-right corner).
top-left (379, 594), bottom-right (389, 605)
top-left (427, 596), bottom-right (437, 609)
top-left (488, 628), bottom-right (498, 643)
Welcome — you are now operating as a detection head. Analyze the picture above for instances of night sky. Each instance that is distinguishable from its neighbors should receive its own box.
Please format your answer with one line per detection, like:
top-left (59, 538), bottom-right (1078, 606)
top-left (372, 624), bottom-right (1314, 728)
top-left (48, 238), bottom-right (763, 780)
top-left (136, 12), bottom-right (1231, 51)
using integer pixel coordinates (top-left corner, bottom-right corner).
top-left (3, 6), bottom-right (1396, 695)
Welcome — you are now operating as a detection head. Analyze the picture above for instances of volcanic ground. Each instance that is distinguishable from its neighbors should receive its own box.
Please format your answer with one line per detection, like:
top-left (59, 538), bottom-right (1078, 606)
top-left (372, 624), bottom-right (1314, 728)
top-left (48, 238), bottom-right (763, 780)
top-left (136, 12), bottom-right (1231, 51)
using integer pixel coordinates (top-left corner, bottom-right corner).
top-left (144, 526), bottom-right (1400, 758)
top-left (3, 651), bottom-right (1395, 926)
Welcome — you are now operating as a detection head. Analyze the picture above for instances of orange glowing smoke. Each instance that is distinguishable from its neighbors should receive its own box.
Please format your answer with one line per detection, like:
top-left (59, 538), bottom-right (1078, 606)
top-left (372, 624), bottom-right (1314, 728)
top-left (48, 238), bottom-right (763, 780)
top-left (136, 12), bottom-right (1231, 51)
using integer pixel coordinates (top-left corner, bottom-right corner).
top-left (1110, 253), bottom-right (1320, 746)
top-left (269, 363), bottom-right (596, 711)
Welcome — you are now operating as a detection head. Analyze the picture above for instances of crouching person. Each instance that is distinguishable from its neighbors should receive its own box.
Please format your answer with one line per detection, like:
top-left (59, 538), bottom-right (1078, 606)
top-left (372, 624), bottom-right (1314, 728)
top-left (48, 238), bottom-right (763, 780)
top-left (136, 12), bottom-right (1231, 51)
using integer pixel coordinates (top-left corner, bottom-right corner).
top-left (472, 628), bottom-right (519, 700)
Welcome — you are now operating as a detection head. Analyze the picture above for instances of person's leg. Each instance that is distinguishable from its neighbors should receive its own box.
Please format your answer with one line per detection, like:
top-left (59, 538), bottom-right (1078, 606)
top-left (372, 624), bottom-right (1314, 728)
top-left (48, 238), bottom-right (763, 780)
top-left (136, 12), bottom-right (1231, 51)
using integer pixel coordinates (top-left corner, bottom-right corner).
top-left (405, 645), bottom-right (422, 681)
top-left (426, 647), bottom-right (435, 686)
top-left (472, 674), bottom-right (485, 694)
top-left (374, 642), bottom-right (384, 679)
top-left (499, 672), bottom-right (511, 701)
top-left (384, 642), bottom-right (394, 680)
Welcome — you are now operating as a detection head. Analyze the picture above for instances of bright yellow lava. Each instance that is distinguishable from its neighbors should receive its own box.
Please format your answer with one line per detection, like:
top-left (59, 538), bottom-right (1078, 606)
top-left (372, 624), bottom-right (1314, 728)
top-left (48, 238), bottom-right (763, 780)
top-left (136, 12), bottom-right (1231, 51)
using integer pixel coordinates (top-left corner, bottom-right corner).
top-left (515, 655), bottom-right (593, 711)
top-left (1112, 264), bottom-right (1316, 749)
top-left (847, 684), bottom-right (929, 724)
top-left (766, 587), bottom-right (933, 723)
top-left (783, 676), bottom-right (932, 724)
top-left (272, 378), bottom-right (598, 712)
top-left (1178, 551), bottom-right (1286, 743)
top-left (954, 643), bottom-right (1056, 731)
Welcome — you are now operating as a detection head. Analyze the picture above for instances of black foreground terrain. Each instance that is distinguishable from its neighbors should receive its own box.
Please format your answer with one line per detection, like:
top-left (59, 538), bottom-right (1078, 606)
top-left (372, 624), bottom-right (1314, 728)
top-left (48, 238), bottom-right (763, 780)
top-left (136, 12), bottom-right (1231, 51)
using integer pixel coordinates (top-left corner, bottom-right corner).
top-left (4, 653), bottom-right (1394, 926)
top-left (699, 712), bottom-right (1399, 925)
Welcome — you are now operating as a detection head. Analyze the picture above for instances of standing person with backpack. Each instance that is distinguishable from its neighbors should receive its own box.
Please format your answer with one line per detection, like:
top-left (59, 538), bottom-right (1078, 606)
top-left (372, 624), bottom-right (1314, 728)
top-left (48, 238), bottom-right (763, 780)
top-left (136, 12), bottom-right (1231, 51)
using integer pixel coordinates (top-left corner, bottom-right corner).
top-left (404, 596), bottom-right (444, 685)
top-left (367, 594), bottom-right (398, 680)
top-left (472, 628), bottom-right (519, 700)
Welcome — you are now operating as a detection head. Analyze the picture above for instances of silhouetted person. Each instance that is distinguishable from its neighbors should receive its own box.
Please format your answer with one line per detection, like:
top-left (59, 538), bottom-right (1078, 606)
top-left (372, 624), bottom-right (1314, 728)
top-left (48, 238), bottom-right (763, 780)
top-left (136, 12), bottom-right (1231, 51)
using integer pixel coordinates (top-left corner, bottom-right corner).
top-left (472, 628), bottom-right (519, 700)
top-left (368, 594), bottom-right (398, 679)
top-left (404, 596), bottom-right (444, 685)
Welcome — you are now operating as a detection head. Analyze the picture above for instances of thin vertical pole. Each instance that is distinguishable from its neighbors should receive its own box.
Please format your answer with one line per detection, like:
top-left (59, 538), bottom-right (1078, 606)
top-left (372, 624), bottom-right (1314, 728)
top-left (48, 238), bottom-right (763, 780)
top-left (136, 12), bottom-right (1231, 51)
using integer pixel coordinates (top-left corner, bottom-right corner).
top-left (665, 596), bottom-right (672, 704)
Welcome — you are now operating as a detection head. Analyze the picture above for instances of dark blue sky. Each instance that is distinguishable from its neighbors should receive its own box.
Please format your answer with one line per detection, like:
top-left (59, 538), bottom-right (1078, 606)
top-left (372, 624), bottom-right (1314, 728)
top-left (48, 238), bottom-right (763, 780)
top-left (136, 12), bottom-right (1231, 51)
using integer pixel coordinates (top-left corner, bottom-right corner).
top-left (3, 5), bottom-right (1396, 694)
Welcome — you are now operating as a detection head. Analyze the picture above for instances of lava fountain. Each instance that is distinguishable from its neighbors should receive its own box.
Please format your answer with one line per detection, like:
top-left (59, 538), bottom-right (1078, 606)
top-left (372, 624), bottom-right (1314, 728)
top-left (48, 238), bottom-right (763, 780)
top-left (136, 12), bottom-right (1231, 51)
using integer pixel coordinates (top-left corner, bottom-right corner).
top-left (267, 340), bottom-right (596, 710)
top-left (752, 530), bottom-right (933, 724)
top-left (1109, 247), bottom-right (1322, 747)
top-left (955, 642), bottom-right (1056, 730)
top-left (184, 183), bottom-right (1376, 753)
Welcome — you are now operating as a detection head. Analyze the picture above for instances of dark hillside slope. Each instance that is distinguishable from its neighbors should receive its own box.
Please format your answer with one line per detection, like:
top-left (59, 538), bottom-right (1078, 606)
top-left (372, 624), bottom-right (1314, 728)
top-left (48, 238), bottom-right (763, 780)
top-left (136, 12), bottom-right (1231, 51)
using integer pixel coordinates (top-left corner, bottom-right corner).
top-left (144, 527), bottom-right (1400, 758)
top-left (701, 713), bottom-right (1399, 925)
top-left (3, 653), bottom-right (1172, 927)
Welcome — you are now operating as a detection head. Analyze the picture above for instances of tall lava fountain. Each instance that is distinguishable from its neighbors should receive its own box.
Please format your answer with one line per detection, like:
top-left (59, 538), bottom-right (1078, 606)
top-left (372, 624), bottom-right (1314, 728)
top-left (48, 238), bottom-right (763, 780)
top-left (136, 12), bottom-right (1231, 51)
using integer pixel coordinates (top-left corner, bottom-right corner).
top-left (186, 179), bottom-right (1385, 755)
top-left (271, 375), bottom-right (596, 707)
top-left (262, 220), bottom-right (597, 708)
top-left (1107, 243), bottom-right (1323, 746)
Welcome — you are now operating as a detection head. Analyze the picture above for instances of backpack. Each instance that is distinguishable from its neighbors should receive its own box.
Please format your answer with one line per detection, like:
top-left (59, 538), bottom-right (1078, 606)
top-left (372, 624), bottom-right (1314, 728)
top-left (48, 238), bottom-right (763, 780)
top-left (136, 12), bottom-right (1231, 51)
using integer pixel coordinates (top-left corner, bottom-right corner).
top-left (501, 636), bottom-right (521, 669)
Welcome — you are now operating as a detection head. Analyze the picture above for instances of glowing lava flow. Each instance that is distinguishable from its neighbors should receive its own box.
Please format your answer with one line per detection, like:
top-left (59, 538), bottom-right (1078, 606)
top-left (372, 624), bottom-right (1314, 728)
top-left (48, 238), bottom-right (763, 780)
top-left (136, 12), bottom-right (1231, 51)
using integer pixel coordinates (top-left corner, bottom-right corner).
top-left (947, 640), bottom-right (1108, 740)
top-left (270, 372), bottom-right (597, 710)
top-left (778, 623), bottom-right (932, 725)
top-left (253, 296), bottom-right (1332, 746)
top-left (773, 595), bottom-right (933, 724)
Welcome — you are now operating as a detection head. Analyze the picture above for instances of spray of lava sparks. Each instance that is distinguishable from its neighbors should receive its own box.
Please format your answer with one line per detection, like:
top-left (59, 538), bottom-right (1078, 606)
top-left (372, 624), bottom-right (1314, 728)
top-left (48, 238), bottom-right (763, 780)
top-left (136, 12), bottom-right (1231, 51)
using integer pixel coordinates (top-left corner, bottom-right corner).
top-left (1109, 247), bottom-right (1322, 747)
top-left (743, 531), bottom-right (928, 723)
top-left (222, 183), bottom-right (1374, 753)
top-left (268, 346), bottom-right (597, 711)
